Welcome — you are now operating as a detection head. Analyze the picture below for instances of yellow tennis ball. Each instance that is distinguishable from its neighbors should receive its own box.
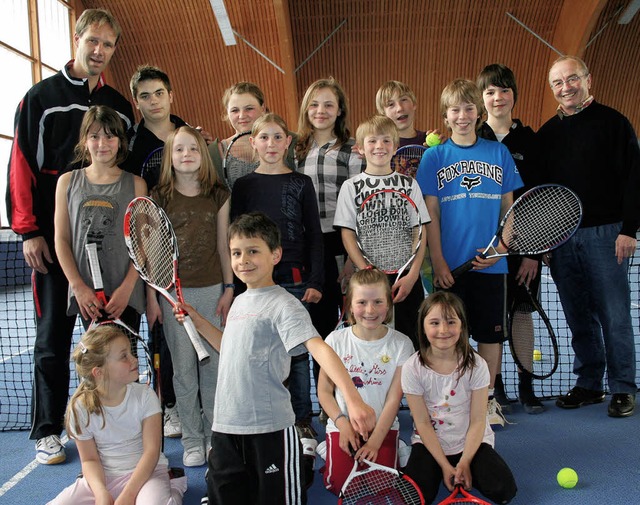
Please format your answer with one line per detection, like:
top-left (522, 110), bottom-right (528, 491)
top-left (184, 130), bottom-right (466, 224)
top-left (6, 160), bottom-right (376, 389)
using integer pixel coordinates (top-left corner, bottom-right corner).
top-left (533, 349), bottom-right (542, 361)
top-left (426, 132), bottom-right (441, 147)
top-left (557, 468), bottom-right (578, 489)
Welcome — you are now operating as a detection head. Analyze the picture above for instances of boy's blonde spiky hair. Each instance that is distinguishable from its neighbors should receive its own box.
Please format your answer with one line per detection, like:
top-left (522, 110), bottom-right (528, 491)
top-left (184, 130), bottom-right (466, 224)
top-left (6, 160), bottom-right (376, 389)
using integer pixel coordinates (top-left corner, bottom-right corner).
top-left (375, 80), bottom-right (417, 115)
top-left (355, 115), bottom-right (399, 148)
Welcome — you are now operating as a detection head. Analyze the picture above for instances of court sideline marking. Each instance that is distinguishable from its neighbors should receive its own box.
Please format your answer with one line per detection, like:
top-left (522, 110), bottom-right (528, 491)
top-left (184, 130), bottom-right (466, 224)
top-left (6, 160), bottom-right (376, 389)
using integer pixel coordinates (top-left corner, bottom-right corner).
top-left (0, 434), bottom-right (69, 498)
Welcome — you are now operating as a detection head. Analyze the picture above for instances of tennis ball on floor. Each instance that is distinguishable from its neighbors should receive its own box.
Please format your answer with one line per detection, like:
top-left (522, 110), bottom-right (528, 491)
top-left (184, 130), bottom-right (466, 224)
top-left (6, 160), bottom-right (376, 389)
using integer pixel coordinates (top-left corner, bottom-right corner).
top-left (557, 467), bottom-right (578, 489)
top-left (425, 132), bottom-right (441, 147)
top-left (533, 349), bottom-right (542, 361)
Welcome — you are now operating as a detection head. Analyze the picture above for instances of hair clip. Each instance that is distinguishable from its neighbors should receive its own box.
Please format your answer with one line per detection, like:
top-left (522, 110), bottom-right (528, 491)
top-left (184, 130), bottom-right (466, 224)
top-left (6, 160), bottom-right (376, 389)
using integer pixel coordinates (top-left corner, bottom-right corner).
top-left (79, 341), bottom-right (88, 354)
top-left (364, 265), bottom-right (374, 270)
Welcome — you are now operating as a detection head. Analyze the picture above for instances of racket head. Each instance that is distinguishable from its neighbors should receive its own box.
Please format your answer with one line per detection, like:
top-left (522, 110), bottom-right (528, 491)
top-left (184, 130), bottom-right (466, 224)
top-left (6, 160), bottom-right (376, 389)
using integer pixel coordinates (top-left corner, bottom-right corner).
top-left (87, 319), bottom-right (153, 385)
top-left (140, 146), bottom-right (164, 189)
top-left (124, 196), bottom-right (178, 291)
top-left (356, 189), bottom-right (422, 274)
top-left (508, 284), bottom-right (559, 379)
top-left (339, 458), bottom-right (424, 505)
top-left (223, 131), bottom-right (259, 189)
top-left (391, 144), bottom-right (427, 178)
top-left (498, 184), bottom-right (583, 256)
top-left (437, 484), bottom-right (491, 505)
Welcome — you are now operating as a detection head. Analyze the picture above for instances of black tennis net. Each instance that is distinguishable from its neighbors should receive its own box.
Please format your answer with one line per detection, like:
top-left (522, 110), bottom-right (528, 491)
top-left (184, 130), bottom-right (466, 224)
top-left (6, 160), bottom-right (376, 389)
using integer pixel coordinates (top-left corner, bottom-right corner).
top-left (1, 229), bottom-right (639, 430)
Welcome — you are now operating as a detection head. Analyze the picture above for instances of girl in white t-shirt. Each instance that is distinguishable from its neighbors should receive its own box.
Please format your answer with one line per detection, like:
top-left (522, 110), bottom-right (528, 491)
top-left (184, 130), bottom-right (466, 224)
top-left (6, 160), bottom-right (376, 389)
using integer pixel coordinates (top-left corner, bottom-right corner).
top-left (402, 291), bottom-right (516, 504)
top-left (48, 326), bottom-right (186, 505)
top-left (317, 268), bottom-right (414, 495)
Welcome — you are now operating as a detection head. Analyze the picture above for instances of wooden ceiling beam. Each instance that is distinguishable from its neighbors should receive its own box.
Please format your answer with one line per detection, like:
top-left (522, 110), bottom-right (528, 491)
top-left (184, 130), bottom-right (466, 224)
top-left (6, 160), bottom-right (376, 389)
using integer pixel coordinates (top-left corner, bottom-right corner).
top-left (273, 0), bottom-right (298, 129)
top-left (541, 0), bottom-right (607, 120)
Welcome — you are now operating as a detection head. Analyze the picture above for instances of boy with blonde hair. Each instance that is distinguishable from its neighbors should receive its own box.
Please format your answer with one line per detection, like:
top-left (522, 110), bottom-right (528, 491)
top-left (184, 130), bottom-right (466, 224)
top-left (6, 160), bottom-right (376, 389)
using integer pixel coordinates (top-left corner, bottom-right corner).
top-left (334, 115), bottom-right (430, 349)
top-left (376, 80), bottom-right (425, 147)
top-left (416, 79), bottom-right (523, 427)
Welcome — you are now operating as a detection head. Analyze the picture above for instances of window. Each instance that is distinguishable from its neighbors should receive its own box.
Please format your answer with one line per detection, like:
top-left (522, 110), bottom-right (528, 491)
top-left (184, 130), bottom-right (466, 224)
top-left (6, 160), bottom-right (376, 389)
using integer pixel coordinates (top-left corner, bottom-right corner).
top-left (0, 0), bottom-right (73, 226)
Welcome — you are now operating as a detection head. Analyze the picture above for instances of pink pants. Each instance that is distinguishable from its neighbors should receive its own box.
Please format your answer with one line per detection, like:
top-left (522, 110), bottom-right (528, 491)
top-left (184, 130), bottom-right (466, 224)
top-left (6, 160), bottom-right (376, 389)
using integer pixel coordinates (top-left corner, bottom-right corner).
top-left (322, 429), bottom-right (399, 495)
top-left (47, 464), bottom-right (187, 505)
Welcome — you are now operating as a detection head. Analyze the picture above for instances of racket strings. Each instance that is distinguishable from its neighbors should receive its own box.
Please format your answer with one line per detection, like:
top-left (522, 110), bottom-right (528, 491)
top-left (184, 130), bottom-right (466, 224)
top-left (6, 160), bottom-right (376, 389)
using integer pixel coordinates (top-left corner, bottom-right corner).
top-left (341, 469), bottom-right (422, 504)
top-left (128, 201), bottom-right (175, 288)
top-left (501, 186), bottom-right (582, 254)
top-left (509, 308), bottom-right (536, 373)
top-left (391, 145), bottom-right (426, 178)
top-left (356, 191), bottom-right (421, 273)
top-left (225, 137), bottom-right (259, 188)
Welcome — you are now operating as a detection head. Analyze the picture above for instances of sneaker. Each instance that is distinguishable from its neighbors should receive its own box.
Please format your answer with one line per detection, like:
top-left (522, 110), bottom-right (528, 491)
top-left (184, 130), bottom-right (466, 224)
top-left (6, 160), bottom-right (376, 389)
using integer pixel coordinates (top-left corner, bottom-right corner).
top-left (164, 405), bottom-right (182, 438)
top-left (493, 389), bottom-right (513, 414)
top-left (35, 435), bottom-right (66, 465)
top-left (493, 375), bottom-right (512, 413)
top-left (183, 446), bottom-right (206, 467)
top-left (556, 386), bottom-right (605, 409)
top-left (518, 380), bottom-right (545, 415)
top-left (608, 393), bottom-right (635, 418)
top-left (316, 440), bottom-right (327, 460)
top-left (487, 397), bottom-right (506, 427)
top-left (318, 408), bottom-right (329, 427)
top-left (295, 423), bottom-right (317, 489)
top-left (398, 439), bottom-right (411, 468)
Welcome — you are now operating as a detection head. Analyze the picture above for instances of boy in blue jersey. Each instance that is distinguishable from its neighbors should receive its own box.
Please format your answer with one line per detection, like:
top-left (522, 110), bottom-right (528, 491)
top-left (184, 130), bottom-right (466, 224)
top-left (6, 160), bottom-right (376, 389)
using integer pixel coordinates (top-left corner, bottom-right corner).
top-left (416, 79), bottom-right (523, 427)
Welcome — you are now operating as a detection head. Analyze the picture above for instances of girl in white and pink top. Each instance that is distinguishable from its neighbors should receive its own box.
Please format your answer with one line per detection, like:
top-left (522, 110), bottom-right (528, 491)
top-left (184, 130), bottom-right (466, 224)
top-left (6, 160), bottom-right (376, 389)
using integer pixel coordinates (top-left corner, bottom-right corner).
top-left (317, 268), bottom-right (413, 495)
top-left (401, 291), bottom-right (517, 504)
top-left (48, 326), bottom-right (186, 505)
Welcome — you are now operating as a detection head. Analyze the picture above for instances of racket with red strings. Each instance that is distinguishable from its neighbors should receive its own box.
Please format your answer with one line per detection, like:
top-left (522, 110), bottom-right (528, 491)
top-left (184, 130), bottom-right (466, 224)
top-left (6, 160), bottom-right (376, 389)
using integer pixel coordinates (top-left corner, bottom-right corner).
top-left (338, 457), bottom-right (424, 505)
top-left (123, 196), bottom-right (210, 362)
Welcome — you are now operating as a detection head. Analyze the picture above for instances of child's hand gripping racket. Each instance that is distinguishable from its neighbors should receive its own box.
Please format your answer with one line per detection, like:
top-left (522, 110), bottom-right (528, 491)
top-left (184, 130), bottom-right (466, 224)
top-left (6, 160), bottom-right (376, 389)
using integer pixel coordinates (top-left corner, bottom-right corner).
top-left (450, 184), bottom-right (582, 278)
top-left (508, 283), bottom-right (559, 380)
top-left (85, 242), bottom-right (152, 385)
top-left (339, 457), bottom-right (424, 505)
top-left (223, 131), bottom-right (259, 190)
top-left (123, 196), bottom-right (210, 362)
top-left (391, 144), bottom-right (427, 178)
top-left (437, 484), bottom-right (490, 505)
top-left (355, 189), bottom-right (423, 294)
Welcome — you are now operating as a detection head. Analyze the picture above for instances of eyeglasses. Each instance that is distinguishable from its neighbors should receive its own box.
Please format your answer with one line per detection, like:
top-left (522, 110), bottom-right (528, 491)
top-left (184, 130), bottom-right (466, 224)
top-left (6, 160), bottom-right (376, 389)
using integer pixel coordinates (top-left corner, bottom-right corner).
top-left (550, 74), bottom-right (588, 90)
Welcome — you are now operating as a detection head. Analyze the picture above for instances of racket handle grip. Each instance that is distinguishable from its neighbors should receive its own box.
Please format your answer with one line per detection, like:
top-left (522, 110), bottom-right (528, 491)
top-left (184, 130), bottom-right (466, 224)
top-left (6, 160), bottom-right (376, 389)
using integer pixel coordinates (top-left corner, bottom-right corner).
top-left (183, 315), bottom-right (210, 362)
top-left (450, 258), bottom-right (475, 279)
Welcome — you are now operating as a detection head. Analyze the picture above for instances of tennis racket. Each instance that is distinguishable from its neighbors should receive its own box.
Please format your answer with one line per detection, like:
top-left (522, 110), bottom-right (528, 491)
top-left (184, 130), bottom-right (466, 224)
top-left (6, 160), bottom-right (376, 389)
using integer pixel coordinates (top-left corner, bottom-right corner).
top-left (223, 131), bottom-right (259, 190)
top-left (356, 189), bottom-right (423, 285)
top-left (123, 196), bottom-right (210, 362)
top-left (437, 484), bottom-right (490, 505)
top-left (339, 457), bottom-right (424, 505)
top-left (391, 145), bottom-right (427, 178)
top-left (140, 146), bottom-right (164, 189)
top-left (85, 242), bottom-right (152, 385)
top-left (450, 184), bottom-right (582, 278)
top-left (508, 283), bottom-right (559, 380)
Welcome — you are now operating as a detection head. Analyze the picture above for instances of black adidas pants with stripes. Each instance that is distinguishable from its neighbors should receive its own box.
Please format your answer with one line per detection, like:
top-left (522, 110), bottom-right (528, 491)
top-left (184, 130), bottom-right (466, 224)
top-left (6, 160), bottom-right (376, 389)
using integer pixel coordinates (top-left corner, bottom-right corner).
top-left (207, 425), bottom-right (306, 504)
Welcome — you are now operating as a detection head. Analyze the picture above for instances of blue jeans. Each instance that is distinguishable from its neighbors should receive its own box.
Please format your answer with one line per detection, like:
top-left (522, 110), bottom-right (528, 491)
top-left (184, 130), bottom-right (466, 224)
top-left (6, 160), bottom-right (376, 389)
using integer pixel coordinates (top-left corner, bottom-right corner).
top-left (549, 223), bottom-right (637, 394)
top-left (281, 283), bottom-right (313, 423)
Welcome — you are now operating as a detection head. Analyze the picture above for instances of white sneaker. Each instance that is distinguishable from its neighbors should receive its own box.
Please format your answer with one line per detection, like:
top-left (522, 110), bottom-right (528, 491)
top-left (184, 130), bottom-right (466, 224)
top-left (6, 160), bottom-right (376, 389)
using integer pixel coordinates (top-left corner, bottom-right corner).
top-left (183, 446), bottom-right (206, 467)
top-left (398, 439), bottom-right (411, 468)
top-left (487, 397), bottom-right (506, 427)
top-left (35, 435), bottom-right (66, 465)
top-left (164, 405), bottom-right (182, 438)
top-left (316, 440), bottom-right (327, 460)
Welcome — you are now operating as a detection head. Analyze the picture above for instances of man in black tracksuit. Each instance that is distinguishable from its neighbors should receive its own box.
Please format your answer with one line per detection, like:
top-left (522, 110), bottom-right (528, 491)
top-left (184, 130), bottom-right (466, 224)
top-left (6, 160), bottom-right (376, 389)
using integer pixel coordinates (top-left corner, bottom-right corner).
top-left (5, 9), bottom-right (134, 464)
